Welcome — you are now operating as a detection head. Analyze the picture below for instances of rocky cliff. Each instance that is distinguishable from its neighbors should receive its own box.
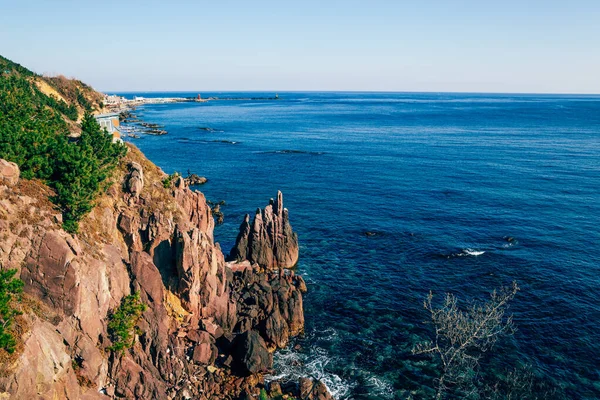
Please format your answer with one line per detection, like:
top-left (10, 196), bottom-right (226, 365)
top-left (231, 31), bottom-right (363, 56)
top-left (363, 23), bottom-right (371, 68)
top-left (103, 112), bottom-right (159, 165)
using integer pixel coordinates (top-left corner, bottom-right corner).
top-left (228, 191), bottom-right (299, 270)
top-left (0, 146), bottom-right (330, 400)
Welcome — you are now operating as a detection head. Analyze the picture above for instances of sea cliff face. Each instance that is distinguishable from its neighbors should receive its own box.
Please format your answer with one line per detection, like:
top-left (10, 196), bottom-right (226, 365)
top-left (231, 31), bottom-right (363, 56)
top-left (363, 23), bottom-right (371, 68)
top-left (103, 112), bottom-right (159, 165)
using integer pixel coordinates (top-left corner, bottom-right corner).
top-left (0, 145), bottom-right (330, 400)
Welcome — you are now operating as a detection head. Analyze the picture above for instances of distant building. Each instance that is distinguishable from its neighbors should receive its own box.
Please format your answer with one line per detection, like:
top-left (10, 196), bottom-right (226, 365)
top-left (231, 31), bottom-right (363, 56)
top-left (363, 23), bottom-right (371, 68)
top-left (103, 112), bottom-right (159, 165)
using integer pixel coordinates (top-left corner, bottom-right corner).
top-left (103, 94), bottom-right (126, 106)
top-left (95, 113), bottom-right (122, 143)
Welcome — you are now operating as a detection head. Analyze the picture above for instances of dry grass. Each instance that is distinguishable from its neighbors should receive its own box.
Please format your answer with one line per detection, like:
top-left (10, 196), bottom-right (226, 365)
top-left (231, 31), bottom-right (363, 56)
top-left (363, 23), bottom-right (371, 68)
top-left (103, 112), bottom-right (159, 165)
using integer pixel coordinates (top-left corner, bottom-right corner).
top-left (78, 144), bottom-right (183, 251)
top-left (42, 74), bottom-right (104, 115)
top-left (31, 77), bottom-right (67, 103)
top-left (14, 178), bottom-right (57, 212)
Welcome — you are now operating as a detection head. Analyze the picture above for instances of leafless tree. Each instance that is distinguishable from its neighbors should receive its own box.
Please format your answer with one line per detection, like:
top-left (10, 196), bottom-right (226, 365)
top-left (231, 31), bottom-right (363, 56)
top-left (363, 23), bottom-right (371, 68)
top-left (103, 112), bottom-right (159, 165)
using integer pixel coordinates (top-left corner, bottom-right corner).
top-left (412, 281), bottom-right (519, 399)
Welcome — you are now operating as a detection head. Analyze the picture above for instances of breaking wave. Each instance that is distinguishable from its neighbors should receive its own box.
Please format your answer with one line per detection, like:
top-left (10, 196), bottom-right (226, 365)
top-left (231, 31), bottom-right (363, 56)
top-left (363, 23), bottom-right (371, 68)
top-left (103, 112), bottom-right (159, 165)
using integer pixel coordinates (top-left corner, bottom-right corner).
top-left (268, 346), bottom-right (353, 399)
top-left (461, 248), bottom-right (485, 256)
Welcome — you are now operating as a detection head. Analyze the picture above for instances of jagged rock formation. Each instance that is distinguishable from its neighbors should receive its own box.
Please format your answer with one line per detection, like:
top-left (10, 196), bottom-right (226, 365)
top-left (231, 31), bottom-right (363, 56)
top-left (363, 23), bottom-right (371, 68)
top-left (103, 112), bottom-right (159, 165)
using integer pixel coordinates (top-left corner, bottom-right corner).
top-left (0, 147), bottom-right (329, 400)
top-left (229, 191), bottom-right (299, 269)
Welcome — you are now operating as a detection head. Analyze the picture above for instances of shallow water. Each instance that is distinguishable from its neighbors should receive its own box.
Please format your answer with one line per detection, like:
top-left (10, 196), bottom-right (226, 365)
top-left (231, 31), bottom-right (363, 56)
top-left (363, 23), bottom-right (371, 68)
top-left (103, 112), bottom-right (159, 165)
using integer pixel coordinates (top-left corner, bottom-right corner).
top-left (119, 92), bottom-right (600, 399)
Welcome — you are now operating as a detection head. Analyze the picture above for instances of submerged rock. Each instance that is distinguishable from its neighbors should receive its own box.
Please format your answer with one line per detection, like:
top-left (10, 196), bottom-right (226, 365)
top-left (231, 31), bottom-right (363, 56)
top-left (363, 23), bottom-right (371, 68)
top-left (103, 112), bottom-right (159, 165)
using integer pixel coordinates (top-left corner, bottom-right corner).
top-left (228, 191), bottom-right (299, 269)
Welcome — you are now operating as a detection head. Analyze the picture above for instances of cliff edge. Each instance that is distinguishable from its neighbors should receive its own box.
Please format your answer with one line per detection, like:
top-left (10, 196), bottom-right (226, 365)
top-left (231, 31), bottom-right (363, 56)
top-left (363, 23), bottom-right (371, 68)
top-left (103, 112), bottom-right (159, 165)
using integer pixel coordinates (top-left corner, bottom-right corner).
top-left (0, 145), bottom-right (330, 400)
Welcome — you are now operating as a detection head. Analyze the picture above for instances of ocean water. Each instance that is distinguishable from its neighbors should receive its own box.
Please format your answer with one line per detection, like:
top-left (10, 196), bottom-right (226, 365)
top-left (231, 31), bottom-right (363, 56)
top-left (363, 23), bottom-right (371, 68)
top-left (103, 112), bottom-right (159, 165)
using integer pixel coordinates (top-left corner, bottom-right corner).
top-left (117, 92), bottom-right (600, 399)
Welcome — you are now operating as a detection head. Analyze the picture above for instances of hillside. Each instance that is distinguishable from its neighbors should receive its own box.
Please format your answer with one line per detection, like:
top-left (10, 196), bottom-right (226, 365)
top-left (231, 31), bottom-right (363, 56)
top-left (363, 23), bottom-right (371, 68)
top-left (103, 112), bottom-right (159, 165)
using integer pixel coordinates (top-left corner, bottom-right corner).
top-left (0, 55), bottom-right (105, 124)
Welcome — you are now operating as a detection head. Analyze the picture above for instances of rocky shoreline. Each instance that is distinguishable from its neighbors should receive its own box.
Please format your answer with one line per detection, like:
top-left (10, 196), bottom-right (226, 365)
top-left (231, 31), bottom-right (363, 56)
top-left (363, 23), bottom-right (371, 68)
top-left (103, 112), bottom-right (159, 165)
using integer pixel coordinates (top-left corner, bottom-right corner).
top-left (0, 145), bottom-right (332, 399)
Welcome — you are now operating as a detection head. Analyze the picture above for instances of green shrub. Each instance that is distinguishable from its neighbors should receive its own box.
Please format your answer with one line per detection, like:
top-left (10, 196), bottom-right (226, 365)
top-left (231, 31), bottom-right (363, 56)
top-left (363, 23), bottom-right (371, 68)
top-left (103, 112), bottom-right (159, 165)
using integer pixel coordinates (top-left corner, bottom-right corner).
top-left (259, 389), bottom-right (269, 400)
top-left (162, 172), bottom-right (180, 189)
top-left (0, 269), bottom-right (24, 354)
top-left (107, 292), bottom-right (147, 354)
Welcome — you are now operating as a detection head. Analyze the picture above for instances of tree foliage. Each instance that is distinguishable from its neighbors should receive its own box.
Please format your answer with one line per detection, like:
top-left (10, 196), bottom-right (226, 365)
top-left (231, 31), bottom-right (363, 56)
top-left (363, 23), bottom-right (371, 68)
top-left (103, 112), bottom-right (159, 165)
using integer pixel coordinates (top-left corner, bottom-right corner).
top-left (107, 292), bottom-right (147, 354)
top-left (0, 67), bottom-right (127, 232)
top-left (0, 269), bottom-right (24, 354)
top-left (162, 172), bottom-right (180, 189)
top-left (413, 282), bottom-right (519, 399)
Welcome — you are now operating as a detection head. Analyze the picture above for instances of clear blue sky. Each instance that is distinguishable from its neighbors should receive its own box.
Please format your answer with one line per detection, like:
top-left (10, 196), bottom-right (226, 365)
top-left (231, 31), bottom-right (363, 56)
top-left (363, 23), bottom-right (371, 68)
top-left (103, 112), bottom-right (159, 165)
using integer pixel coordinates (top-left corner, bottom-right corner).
top-left (1, 0), bottom-right (599, 93)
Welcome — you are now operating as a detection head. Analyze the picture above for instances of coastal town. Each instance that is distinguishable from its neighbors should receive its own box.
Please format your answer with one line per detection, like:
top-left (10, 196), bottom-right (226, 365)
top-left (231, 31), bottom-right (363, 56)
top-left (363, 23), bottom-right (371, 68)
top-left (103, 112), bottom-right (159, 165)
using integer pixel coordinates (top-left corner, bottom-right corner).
top-left (96, 93), bottom-right (280, 143)
top-left (102, 92), bottom-right (280, 112)
top-left (94, 94), bottom-right (201, 142)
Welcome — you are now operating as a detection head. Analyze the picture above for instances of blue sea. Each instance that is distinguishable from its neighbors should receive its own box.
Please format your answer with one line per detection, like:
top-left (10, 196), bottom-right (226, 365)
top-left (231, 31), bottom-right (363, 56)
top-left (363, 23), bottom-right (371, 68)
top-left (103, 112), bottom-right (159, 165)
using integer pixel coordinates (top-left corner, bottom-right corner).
top-left (117, 92), bottom-right (600, 399)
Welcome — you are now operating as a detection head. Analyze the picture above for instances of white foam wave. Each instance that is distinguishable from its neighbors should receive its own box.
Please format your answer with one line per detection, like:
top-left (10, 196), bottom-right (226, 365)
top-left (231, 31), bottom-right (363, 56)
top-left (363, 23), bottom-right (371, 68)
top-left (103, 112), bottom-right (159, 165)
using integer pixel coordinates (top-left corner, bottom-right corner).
top-left (366, 375), bottom-right (395, 397)
top-left (267, 340), bottom-right (354, 399)
top-left (462, 248), bottom-right (485, 256)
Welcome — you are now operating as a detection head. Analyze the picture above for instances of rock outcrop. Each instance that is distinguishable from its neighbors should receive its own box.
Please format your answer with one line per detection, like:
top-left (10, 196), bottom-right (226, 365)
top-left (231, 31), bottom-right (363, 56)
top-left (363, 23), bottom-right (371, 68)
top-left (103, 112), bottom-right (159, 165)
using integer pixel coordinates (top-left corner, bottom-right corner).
top-left (232, 330), bottom-right (272, 375)
top-left (0, 147), bottom-right (330, 400)
top-left (124, 161), bottom-right (144, 205)
top-left (228, 191), bottom-right (299, 269)
top-left (185, 174), bottom-right (207, 186)
top-left (0, 159), bottom-right (19, 186)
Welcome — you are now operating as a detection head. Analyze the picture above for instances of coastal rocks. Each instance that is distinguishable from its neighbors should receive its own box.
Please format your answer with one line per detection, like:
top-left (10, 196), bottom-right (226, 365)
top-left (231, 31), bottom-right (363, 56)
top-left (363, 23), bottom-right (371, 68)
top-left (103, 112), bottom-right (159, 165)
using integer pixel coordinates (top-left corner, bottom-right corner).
top-left (228, 191), bottom-right (299, 270)
top-left (0, 159), bottom-right (19, 186)
top-left (229, 266), bottom-right (305, 351)
top-left (124, 161), bottom-right (144, 204)
top-left (173, 225), bottom-right (236, 330)
top-left (185, 173), bottom-right (207, 186)
top-left (267, 378), bottom-right (334, 400)
top-left (232, 330), bottom-right (272, 375)
top-left (0, 144), bottom-right (329, 400)
top-left (299, 378), bottom-right (335, 400)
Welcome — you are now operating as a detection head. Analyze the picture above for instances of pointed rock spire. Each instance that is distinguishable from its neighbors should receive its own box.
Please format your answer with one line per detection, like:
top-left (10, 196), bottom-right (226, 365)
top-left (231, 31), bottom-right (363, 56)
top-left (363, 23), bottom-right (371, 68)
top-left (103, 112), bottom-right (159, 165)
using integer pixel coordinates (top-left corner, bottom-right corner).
top-left (228, 191), bottom-right (299, 269)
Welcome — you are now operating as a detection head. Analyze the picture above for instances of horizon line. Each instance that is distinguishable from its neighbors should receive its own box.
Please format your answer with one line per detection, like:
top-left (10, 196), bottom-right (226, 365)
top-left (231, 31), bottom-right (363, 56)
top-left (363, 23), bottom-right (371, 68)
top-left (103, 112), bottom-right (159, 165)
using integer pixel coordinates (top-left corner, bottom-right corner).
top-left (100, 89), bottom-right (600, 96)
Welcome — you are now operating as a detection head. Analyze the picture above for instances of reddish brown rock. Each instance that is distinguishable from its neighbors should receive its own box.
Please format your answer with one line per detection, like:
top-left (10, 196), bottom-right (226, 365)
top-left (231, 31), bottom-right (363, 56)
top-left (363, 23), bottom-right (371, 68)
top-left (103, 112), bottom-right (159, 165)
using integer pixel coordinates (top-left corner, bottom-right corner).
top-left (299, 378), bottom-right (334, 400)
top-left (124, 161), bottom-right (144, 205)
top-left (228, 191), bottom-right (299, 269)
top-left (193, 342), bottom-right (217, 365)
top-left (21, 231), bottom-right (78, 315)
top-left (0, 159), bottom-right (19, 186)
top-left (232, 330), bottom-right (273, 376)
top-left (0, 318), bottom-right (83, 399)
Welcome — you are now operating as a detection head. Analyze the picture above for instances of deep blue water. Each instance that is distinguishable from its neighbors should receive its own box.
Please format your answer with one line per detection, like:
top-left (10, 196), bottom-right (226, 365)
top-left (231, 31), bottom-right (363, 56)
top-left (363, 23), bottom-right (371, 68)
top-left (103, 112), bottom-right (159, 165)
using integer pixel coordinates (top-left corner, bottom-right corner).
top-left (117, 92), bottom-right (600, 399)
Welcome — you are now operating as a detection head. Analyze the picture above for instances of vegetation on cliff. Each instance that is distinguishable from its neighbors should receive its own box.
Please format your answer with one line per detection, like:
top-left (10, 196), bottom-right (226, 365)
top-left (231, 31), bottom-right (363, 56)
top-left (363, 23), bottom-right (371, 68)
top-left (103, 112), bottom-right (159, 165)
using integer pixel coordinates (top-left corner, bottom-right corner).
top-left (0, 269), bottom-right (23, 354)
top-left (0, 56), bottom-right (126, 232)
top-left (107, 292), bottom-right (147, 354)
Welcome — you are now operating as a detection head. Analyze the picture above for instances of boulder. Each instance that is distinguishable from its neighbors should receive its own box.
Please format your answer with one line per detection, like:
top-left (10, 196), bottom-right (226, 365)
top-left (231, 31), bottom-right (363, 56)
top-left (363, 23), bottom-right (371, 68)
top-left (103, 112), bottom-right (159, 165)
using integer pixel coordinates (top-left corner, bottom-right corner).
top-left (0, 159), bottom-right (19, 186)
top-left (192, 342), bottom-right (217, 365)
top-left (231, 330), bottom-right (272, 375)
top-left (228, 191), bottom-right (299, 269)
top-left (299, 378), bottom-right (334, 400)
